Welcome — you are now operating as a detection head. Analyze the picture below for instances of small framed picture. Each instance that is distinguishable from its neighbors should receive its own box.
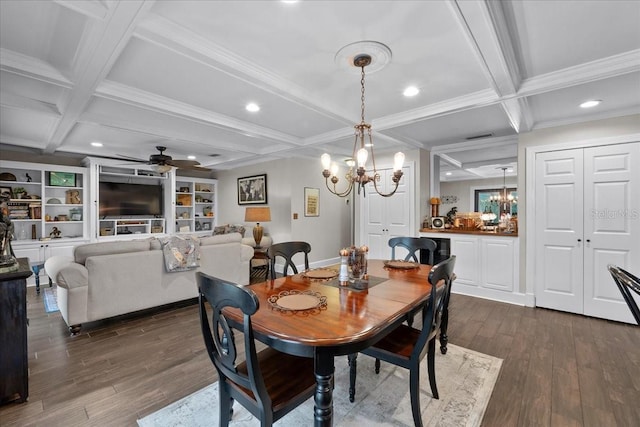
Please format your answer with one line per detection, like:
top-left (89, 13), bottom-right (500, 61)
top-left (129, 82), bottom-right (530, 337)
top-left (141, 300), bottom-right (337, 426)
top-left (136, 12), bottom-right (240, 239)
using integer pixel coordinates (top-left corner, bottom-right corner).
top-left (238, 174), bottom-right (267, 205)
top-left (202, 222), bottom-right (211, 230)
top-left (304, 187), bottom-right (320, 217)
top-left (49, 172), bottom-right (76, 187)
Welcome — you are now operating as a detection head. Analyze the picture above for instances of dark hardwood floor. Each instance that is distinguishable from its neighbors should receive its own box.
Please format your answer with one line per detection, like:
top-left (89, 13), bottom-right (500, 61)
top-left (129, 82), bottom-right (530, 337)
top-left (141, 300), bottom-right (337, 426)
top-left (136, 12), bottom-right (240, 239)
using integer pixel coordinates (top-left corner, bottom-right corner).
top-left (1, 284), bottom-right (639, 426)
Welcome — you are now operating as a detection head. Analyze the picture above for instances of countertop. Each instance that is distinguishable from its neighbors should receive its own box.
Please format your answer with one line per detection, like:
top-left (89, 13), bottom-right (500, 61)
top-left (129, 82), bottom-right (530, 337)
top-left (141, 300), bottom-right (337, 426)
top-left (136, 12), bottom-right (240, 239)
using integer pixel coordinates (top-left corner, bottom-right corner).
top-left (419, 228), bottom-right (518, 237)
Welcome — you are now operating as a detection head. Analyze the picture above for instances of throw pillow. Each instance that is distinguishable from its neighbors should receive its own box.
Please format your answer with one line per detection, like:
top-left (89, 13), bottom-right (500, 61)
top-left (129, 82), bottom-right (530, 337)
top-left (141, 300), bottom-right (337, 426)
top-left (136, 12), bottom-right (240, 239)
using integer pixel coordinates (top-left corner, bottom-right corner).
top-left (161, 235), bottom-right (201, 272)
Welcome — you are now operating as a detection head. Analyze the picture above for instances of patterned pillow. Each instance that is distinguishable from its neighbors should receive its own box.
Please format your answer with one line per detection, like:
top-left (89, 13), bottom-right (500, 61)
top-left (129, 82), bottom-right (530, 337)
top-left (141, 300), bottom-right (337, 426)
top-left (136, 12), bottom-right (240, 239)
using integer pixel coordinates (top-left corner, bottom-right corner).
top-left (212, 224), bottom-right (245, 237)
top-left (161, 235), bottom-right (200, 272)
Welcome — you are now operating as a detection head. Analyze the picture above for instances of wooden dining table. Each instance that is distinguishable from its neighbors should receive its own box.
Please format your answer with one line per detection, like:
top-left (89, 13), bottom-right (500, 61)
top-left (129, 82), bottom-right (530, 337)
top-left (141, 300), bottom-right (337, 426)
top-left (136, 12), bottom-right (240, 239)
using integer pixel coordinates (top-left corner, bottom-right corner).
top-left (224, 259), bottom-right (435, 427)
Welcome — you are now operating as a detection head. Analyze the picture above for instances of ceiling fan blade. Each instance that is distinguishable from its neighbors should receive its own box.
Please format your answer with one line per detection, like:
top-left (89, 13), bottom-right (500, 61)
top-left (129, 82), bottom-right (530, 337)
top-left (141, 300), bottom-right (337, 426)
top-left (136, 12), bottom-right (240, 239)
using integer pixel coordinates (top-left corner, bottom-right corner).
top-left (167, 159), bottom-right (200, 167)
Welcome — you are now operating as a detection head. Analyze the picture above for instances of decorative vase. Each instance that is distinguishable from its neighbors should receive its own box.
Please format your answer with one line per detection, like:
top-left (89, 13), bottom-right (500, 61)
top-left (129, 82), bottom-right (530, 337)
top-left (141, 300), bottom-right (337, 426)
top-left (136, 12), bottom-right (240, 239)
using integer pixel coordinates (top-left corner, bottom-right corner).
top-left (348, 247), bottom-right (367, 282)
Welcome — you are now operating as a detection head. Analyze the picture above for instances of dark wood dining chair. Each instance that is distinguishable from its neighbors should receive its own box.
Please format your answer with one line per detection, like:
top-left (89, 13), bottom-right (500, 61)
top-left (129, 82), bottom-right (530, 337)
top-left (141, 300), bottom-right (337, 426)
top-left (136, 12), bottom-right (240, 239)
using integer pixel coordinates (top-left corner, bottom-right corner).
top-left (267, 241), bottom-right (311, 279)
top-left (388, 236), bottom-right (437, 264)
top-left (608, 264), bottom-right (640, 325)
top-left (197, 272), bottom-right (316, 426)
top-left (348, 256), bottom-right (456, 427)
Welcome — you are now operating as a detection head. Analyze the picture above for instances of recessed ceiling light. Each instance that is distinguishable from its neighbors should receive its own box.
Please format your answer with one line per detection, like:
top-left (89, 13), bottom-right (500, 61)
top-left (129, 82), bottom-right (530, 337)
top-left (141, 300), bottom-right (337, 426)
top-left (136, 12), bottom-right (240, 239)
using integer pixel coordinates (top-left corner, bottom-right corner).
top-left (445, 172), bottom-right (452, 176)
top-left (403, 86), bottom-right (420, 97)
top-left (246, 103), bottom-right (260, 112)
top-left (580, 99), bottom-right (602, 108)
top-left (91, 142), bottom-right (103, 147)
top-left (281, 0), bottom-right (298, 3)
top-left (187, 155), bottom-right (196, 160)
top-left (507, 168), bottom-right (514, 173)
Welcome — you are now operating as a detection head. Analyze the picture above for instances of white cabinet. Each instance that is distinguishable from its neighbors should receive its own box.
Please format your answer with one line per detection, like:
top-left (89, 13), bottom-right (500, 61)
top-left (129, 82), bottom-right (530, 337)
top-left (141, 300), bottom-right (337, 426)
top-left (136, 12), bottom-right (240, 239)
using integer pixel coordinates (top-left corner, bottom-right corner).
top-left (420, 232), bottom-right (522, 305)
top-left (1, 161), bottom-right (88, 285)
top-left (0, 161), bottom-right (88, 242)
top-left (13, 241), bottom-right (80, 286)
top-left (175, 177), bottom-right (217, 235)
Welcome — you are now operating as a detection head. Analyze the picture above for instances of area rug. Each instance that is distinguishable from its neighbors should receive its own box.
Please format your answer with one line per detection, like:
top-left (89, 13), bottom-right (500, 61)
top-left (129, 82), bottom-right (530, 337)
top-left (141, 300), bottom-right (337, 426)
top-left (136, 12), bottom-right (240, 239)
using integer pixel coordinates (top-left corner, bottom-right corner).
top-left (138, 344), bottom-right (502, 427)
top-left (43, 286), bottom-right (59, 313)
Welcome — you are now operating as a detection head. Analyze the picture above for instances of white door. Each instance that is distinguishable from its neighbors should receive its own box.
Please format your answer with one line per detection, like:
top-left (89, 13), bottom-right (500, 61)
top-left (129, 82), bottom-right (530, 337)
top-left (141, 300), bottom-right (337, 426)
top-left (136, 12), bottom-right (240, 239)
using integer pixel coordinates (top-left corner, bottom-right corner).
top-left (362, 165), bottom-right (413, 260)
top-left (535, 149), bottom-right (584, 314)
top-left (535, 142), bottom-right (640, 323)
top-left (583, 143), bottom-right (640, 322)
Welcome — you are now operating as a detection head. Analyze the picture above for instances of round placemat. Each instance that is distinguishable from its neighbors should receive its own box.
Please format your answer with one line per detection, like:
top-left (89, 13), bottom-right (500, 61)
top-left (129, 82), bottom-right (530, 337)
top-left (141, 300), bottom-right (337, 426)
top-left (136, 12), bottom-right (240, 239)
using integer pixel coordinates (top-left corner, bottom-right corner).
top-left (303, 268), bottom-right (338, 280)
top-left (268, 290), bottom-right (327, 312)
top-left (384, 260), bottom-right (420, 269)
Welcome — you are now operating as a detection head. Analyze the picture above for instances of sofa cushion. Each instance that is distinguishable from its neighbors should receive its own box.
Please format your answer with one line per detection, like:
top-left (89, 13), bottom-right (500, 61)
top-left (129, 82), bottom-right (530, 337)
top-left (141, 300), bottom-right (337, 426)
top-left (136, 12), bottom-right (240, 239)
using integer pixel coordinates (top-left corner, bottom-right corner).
top-left (74, 240), bottom-right (151, 265)
top-left (200, 233), bottom-right (241, 246)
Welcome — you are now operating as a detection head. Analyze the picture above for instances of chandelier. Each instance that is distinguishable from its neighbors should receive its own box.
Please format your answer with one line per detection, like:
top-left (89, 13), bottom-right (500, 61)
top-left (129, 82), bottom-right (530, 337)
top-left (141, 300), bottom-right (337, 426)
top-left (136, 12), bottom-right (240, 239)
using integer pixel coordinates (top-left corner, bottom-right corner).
top-left (321, 53), bottom-right (404, 198)
top-left (489, 167), bottom-right (517, 214)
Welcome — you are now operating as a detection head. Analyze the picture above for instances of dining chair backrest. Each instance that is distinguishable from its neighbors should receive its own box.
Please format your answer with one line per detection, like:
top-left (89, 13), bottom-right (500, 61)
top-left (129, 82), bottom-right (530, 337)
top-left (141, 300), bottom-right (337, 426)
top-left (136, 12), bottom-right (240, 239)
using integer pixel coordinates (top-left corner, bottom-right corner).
top-left (197, 272), bottom-right (316, 426)
top-left (389, 236), bottom-right (437, 264)
top-left (417, 255), bottom-right (456, 357)
top-left (198, 272), bottom-right (262, 399)
top-left (608, 264), bottom-right (640, 325)
top-left (267, 241), bottom-right (311, 279)
top-left (349, 255), bottom-right (457, 425)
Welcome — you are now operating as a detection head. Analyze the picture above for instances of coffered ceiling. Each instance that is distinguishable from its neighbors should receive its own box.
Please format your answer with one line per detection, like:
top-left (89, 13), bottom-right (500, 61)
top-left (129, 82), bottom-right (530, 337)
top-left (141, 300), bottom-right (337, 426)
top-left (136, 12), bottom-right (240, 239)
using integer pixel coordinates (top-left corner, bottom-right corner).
top-left (1, 1), bottom-right (639, 181)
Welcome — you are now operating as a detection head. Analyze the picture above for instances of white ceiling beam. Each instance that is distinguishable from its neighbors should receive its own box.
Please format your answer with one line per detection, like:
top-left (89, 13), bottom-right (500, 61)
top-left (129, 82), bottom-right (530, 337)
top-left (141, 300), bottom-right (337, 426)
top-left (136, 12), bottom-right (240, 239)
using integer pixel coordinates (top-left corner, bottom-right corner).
top-left (519, 49), bottom-right (640, 97)
top-left (134, 13), bottom-right (354, 126)
top-left (45, 0), bottom-right (156, 154)
top-left (0, 92), bottom-right (61, 116)
top-left (450, 0), bottom-right (530, 134)
top-left (95, 80), bottom-right (303, 147)
top-left (53, 0), bottom-right (110, 20)
top-left (0, 48), bottom-right (73, 88)
top-left (462, 156), bottom-right (518, 169)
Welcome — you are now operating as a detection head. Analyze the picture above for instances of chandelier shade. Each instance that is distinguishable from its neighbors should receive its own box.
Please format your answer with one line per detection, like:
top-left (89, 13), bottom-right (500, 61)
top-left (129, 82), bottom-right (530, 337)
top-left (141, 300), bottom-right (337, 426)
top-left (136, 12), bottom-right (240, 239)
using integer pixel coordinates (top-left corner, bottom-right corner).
top-left (321, 51), bottom-right (404, 198)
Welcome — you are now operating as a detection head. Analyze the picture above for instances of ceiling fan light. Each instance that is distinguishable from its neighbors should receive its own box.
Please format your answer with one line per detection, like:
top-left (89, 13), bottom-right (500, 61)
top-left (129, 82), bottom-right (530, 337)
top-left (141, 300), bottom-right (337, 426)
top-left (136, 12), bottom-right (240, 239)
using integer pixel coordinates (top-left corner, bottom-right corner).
top-left (151, 164), bottom-right (172, 173)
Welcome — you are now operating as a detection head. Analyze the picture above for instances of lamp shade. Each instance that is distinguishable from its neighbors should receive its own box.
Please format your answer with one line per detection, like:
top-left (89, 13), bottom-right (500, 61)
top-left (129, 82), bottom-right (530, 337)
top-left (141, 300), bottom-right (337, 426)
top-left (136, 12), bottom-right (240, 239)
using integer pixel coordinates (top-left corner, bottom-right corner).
top-left (245, 207), bottom-right (271, 222)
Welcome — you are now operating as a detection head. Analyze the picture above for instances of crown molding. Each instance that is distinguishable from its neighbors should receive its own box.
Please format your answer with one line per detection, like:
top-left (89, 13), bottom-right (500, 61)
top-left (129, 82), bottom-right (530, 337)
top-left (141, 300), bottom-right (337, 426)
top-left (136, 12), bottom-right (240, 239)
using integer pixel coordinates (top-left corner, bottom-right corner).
top-left (519, 49), bottom-right (640, 97)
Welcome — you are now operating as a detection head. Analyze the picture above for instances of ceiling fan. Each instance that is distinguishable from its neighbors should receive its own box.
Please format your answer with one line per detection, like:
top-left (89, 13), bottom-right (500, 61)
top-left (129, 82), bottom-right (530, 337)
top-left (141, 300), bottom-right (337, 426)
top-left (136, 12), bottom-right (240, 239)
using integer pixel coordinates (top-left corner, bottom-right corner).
top-left (118, 146), bottom-right (211, 172)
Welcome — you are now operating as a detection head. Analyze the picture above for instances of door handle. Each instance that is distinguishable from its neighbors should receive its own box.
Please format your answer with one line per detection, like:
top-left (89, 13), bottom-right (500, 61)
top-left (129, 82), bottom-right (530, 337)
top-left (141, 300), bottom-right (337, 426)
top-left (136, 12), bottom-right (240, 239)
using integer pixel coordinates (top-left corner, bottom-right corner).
top-left (577, 239), bottom-right (582, 242)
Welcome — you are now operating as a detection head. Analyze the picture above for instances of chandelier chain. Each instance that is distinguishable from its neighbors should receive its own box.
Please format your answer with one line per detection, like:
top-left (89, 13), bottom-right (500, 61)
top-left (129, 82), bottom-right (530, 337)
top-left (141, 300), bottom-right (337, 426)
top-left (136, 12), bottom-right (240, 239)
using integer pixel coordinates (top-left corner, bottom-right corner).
top-left (360, 65), bottom-right (366, 123)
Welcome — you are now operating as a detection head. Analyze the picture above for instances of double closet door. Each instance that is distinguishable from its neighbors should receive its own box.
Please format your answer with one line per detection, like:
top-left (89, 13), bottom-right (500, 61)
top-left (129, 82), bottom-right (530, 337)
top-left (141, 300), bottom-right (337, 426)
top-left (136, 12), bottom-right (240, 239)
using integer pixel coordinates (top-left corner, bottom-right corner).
top-left (361, 165), bottom-right (414, 260)
top-left (534, 142), bottom-right (640, 323)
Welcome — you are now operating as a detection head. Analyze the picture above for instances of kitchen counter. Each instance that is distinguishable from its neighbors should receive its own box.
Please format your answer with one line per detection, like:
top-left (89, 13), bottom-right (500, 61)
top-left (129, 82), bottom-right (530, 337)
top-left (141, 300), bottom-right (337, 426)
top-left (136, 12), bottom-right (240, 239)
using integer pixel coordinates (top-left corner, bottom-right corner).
top-left (419, 228), bottom-right (518, 237)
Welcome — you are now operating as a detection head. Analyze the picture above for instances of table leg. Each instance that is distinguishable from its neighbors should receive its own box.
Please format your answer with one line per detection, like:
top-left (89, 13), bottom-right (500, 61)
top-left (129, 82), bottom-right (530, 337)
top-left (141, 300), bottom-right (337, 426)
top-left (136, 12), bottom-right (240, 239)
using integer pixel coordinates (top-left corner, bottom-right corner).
top-left (313, 351), bottom-right (334, 427)
top-left (31, 265), bottom-right (41, 295)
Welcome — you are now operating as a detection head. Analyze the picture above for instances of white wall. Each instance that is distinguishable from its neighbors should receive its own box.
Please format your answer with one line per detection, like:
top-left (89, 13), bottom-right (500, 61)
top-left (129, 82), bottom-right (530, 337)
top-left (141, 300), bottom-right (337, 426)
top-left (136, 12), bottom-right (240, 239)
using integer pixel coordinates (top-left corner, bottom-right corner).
top-left (215, 157), bottom-right (351, 264)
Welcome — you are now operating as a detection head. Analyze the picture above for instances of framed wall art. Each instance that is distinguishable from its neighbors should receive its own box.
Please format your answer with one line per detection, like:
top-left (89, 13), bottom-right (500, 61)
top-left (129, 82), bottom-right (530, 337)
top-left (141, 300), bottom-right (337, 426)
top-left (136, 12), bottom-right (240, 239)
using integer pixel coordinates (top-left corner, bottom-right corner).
top-left (238, 174), bottom-right (267, 205)
top-left (304, 187), bottom-right (319, 217)
top-left (49, 171), bottom-right (76, 187)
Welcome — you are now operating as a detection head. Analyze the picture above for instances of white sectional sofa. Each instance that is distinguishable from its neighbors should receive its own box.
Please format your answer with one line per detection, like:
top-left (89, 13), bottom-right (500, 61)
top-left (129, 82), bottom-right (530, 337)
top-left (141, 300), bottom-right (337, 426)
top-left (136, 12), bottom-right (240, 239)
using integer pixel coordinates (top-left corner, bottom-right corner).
top-left (46, 233), bottom-right (253, 334)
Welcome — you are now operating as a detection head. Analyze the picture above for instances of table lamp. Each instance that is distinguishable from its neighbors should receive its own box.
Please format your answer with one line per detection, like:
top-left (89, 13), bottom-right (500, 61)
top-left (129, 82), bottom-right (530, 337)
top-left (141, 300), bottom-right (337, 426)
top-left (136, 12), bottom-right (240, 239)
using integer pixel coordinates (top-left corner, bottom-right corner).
top-left (245, 207), bottom-right (271, 247)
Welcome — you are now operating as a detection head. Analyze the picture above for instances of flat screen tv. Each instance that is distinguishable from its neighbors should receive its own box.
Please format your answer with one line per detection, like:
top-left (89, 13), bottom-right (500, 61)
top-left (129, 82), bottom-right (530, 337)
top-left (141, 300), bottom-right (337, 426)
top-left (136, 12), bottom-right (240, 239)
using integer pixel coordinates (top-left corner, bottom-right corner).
top-left (99, 181), bottom-right (163, 217)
